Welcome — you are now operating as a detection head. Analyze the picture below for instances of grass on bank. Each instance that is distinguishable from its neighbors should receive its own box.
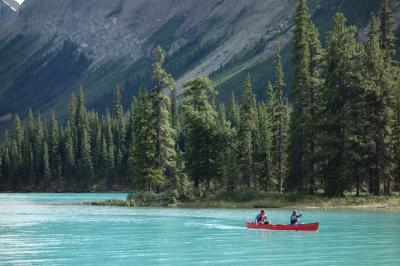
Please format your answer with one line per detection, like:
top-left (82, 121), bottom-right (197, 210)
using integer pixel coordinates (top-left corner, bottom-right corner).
top-left (90, 189), bottom-right (400, 210)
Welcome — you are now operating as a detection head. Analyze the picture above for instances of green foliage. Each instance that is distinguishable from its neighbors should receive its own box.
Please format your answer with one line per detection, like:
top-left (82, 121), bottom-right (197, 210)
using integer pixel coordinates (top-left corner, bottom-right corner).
top-left (0, 0), bottom-right (399, 198)
top-left (182, 77), bottom-right (221, 190)
top-left (151, 46), bottom-right (177, 190)
top-left (320, 13), bottom-right (360, 196)
top-left (238, 75), bottom-right (257, 187)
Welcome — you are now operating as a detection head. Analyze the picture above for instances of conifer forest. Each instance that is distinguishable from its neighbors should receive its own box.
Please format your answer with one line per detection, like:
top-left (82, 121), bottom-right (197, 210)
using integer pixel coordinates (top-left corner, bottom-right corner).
top-left (0, 0), bottom-right (399, 198)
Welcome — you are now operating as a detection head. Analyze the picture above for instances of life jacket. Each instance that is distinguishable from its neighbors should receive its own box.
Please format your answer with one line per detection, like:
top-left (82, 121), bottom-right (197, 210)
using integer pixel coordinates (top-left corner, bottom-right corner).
top-left (256, 213), bottom-right (265, 222)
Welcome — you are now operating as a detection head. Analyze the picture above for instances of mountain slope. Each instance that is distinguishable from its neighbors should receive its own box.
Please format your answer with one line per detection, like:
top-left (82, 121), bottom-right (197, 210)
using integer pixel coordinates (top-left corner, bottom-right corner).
top-left (0, 0), bottom-right (398, 123)
top-left (0, 0), bottom-right (18, 24)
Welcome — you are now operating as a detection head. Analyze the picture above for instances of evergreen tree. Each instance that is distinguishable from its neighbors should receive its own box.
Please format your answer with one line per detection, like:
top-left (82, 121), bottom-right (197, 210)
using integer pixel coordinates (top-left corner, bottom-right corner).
top-left (392, 69), bottom-right (400, 190)
top-left (183, 77), bottom-right (220, 190)
top-left (112, 86), bottom-right (126, 184)
top-left (362, 16), bottom-right (393, 195)
top-left (304, 22), bottom-right (323, 193)
top-left (63, 122), bottom-right (75, 182)
top-left (77, 126), bottom-right (93, 190)
top-left (321, 13), bottom-right (359, 196)
top-left (151, 46), bottom-right (177, 189)
top-left (270, 38), bottom-right (290, 192)
top-left (48, 112), bottom-right (61, 180)
top-left (256, 101), bottom-right (272, 190)
top-left (287, 0), bottom-right (312, 192)
top-left (238, 75), bottom-right (257, 187)
top-left (103, 111), bottom-right (115, 186)
top-left (33, 114), bottom-right (45, 187)
top-left (129, 87), bottom-right (162, 191)
top-left (67, 93), bottom-right (78, 157)
top-left (42, 142), bottom-right (50, 187)
top-left (229, 92), bottom-right (241, 130)
top-left (379, 0), bottom-right (396, 65)
top-left (217, 104), bottom-right (236, 190)
top-left (10, 115), bottom-right (23, 189)
top-left (226, 93), bottom-right (241, 191)
top-left (0, 147), bottom-right (3, 190)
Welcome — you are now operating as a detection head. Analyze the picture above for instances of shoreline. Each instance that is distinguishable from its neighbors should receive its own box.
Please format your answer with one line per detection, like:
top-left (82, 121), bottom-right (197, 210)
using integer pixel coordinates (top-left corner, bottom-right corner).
top-left (89, 196), bottom-right (400, 211)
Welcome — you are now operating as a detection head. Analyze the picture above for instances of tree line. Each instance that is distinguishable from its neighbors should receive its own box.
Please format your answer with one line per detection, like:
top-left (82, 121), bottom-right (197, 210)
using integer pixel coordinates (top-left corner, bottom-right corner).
top-left (0, 0), bottom-right (398, 196)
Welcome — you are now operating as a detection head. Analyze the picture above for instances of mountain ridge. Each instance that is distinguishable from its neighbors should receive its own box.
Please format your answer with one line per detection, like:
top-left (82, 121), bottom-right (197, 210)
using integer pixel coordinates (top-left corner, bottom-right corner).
top-left (0, 0), bottom-right (398, 124)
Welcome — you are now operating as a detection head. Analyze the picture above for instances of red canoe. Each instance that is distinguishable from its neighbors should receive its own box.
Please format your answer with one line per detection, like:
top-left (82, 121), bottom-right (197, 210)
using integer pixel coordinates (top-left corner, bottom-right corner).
top-left (245, 222), bottom-right (319, 231)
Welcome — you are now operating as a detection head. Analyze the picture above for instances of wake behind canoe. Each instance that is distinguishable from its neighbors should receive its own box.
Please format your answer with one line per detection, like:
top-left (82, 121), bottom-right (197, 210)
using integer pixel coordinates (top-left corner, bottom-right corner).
top-left (245, 222), bottom-right (319, 231)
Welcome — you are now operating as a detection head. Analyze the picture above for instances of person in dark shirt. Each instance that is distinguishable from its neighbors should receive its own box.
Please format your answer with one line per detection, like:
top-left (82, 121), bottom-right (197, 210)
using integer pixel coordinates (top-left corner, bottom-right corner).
top-left (255, 210), bottom-right (268, 225)
top-left (290, 210), bottom-right (302, 225)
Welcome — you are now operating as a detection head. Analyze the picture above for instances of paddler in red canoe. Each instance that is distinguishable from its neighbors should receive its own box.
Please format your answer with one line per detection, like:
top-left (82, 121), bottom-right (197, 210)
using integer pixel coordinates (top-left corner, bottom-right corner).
top-left (255, 210), bottom-right (271, 225)
top-left (290, 210), bottom-right (302, 225)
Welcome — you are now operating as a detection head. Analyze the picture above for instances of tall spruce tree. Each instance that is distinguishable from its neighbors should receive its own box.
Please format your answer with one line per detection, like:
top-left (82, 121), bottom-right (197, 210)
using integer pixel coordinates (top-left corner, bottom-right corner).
top-left (321, 13), bottom-right (359, 196)
top-left (48, 112), bottom-right (61, 180)
top-left (269, 38), bottom-right (290, 192)
top-left (42, 141), bottom-right (50, 187)
top-left (182, 77), bottom-right (220, 190)
top-left (238, 75), bottom-right (257, 187)
top-left (304, 22), bottom-right (323, 193)
top-left (77, 126), bottom-right (93, 190)
top-left (63, 122), bottom-right (75, 181)
top-left (112, 86), bottom-right (127, 184)
top-left (287, 0), bottom-right (312, 192)
top-left (392, 69), bottom-right (400, 190)
top-left (256, 101), bottom-right (272, 190)
top-left (129, 87), bottom-right (162, 191)
top-left (151, 46), bottom-right (177, 189)
top-left (379, 0), bottom-right (396, 65)
top-left (362, 16), bottom-right (394, 195)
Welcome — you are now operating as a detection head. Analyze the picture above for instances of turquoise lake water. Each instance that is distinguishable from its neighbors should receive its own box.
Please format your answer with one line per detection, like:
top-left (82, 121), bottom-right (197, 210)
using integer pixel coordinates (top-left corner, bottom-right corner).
top-left (0, 193), bottom-right (399, 265)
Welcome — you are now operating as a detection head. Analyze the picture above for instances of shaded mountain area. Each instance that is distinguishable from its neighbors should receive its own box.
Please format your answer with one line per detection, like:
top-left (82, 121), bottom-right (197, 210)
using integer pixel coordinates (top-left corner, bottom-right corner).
top-left (0, 0), bottom-right (398, 124)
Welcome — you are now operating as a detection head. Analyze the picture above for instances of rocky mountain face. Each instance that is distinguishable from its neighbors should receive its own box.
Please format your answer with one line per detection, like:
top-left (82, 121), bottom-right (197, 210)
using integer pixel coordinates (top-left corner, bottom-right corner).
top-left (0, 0), bottom-right (398, 123)
top-left (0, 0), bottom-right (17, 24)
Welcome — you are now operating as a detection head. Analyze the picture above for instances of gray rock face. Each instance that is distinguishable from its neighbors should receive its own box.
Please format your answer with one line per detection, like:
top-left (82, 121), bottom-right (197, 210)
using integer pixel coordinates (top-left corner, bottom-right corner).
top-left (9, 0), bottom-right (294, 74)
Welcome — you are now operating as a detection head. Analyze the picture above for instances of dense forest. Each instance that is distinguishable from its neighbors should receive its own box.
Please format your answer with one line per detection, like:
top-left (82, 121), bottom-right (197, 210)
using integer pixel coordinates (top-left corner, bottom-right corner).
top-left (0, 0), bottom-right (398, 197)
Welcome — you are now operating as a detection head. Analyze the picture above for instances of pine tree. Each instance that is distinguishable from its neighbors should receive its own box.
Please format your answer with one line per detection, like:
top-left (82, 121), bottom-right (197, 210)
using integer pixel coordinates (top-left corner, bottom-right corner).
top-left (112, 86), bottom-right (126, 185)
top-left (379, 0), bottom-right (396, 65)
top-left (229, 92), bottom-right (241, 130)
top-left (32, 114), bottom-right (45, 187)
top-left (287, 0), bottom-right (312, 192)
top-left (42, 142), bottom-right (50, 187)
top-left (321, 13), bottom-right (359, 196)
top-left (103, 111), bottom-right (115, 186)
top-left (304, 22), bottom-right (323, 193)
top-left (67, 93), bottom-right (78, 157)
top-left (112, 86), bottom-right (124, 119)
top-left (392, 69), bottom-right (400, 190)
top-left (183, 77), bottom-right (220, 190)
top-left (48, 112), bottom-right (61, 180)
top-left (77, 126), bottom-right (93, 190)
top-left (217, 104), bottom-right (236, 190)
top-left (0, 147), bottom-right (3, 190)
top-left (256, 101), bottom-right (272, 191)
top-left (10, 115), bottom-right (23, 189)
top-left (63, 122), bottom-right (75, 182)
top-left (2, 131), bottom-right (10, 189)
top-left (362, 16), bottom-right (394, 195)
top-left (129, 87), bottom-right (162, 191)
top-left (227, 93), bottom-right (241, 191)
top-left (151, 46), bottom-right (177, 189)
top-left (238, 75), bottom-right (257, 187)
top-left (270, 38), bottom-right (290, 192)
